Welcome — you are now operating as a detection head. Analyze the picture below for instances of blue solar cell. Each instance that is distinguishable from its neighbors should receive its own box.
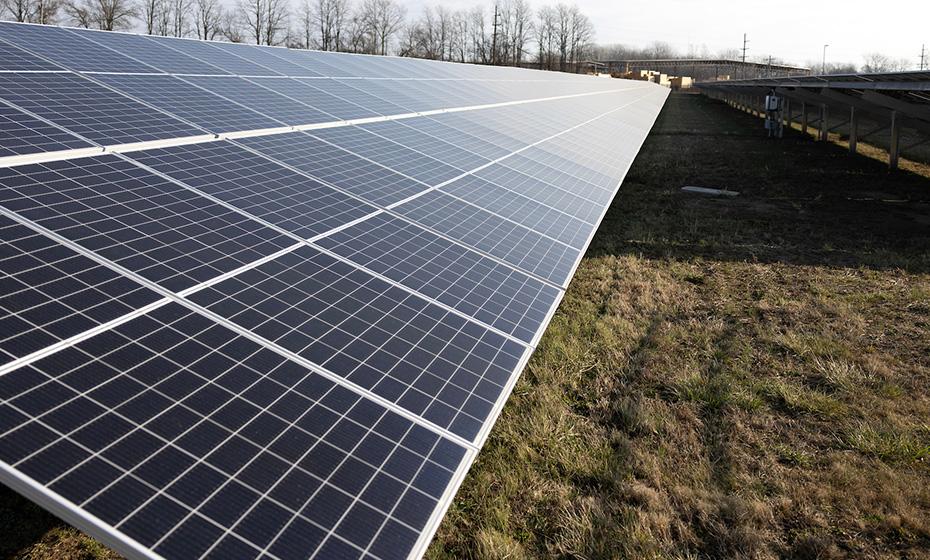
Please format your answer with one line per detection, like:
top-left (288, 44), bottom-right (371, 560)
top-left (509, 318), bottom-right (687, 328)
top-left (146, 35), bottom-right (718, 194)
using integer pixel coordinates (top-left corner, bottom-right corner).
top-left (0, 302), bottom-right (467, 559)
top-left (188, 245), bottom-right (527, 440)
top-left (0, 215), bottom-right (161, 365)
top-left (310, 126), bottom-right (462, 185)
top-left (0, 102), bottom-right (93, 158)
top-left (130, 141), bottom-right (378, 239)
top-left (181, 76), bottom-right (335, 126)
top-left (0, 155), bottom-right (293, 292)
top-left (310, 79), bottom-right (412, 115)
top-left (244, 78), bottom-right (378, 120)
top-left (0, 21), bottom-right (158, 73)
top-left (94, 74), bottom-right (282, 134)
top-left (210, 42), bottom-right (322, 77)
top-left (472, 164), bottom-right (604, 223)
top-left (360, 120), bottom-right (491, 171)
top-left (0, 38), bottom-right (63, 71)
top-left (65, 28), bottom-right (228, 75)
top-left (315, 213), bottom-right (560, 343)
top-left (394, 189), bottom-right (579, 286)
top-left (441, 174), bottom-right (594, 247)
top-left (236, 132), bottom-right (427, 206)
top-left (0, 72), bottom-right (204, 146)
top-left (145, 35), bottom-right (278, 76)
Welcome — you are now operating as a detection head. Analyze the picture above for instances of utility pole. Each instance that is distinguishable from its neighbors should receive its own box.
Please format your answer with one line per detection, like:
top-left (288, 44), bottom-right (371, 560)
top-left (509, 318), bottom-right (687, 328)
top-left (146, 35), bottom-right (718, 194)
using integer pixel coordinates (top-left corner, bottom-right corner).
top-left (767, 55), bottom-right (773, 77)
top-left (822, 44), bottom-right (829, 74)
top-left (490, 4), bottom-right (501, 66)
top-left (921, 44), bottom-right (927, 71)
top-left (741, 33), bottom-right (749, 79)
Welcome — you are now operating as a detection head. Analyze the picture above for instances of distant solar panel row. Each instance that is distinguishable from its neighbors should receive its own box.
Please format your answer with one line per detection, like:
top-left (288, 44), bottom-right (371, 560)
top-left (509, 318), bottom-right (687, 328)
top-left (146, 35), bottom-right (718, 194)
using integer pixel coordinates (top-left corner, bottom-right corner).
top-left (0, 21), bottom-right (668, 560)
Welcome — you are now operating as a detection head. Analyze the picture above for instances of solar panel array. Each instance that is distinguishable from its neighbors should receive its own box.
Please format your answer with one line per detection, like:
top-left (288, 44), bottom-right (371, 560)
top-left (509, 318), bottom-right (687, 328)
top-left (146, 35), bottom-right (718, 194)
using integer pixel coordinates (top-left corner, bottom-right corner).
top-left (0, 21), bottom-right (668, 560)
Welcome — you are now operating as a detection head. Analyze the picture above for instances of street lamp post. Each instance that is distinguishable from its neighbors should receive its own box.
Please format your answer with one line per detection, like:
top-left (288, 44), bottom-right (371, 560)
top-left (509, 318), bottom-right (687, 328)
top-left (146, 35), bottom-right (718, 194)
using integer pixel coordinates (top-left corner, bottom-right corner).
top-left (822, 44), bottom-right (829, 74)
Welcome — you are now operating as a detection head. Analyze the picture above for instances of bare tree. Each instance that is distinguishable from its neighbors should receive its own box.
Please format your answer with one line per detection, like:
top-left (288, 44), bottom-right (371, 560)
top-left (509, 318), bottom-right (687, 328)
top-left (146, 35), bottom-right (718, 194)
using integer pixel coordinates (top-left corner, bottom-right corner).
top-left (0, 0), bottom-right (58, 22)
top-left (139, 0), bottom-right (157, 32)
top-left (170, 0), bottom-right (190, 36)
top-left (862, 52), bottom-right (910, 73)
top-left (357, 0), bottom-right (404, 55)
top-left (1, 0), bottom-right (31, 21)
top-left (221, 9), bottom-right (244, 41)
top-left (239, 0), bottom-right (263, 43)
top-left (534, 4), bottom-right (553, 69)
top-left (307, 0), bottom-right (348, 50)
top-left (192, 0), bottom-right (223, 39)
top-left (503, 0), bottom-right (531, 65)
top-left (65, 0), bottom-right (136, 29)
top-left (262, 0), bottom-right (288, 44)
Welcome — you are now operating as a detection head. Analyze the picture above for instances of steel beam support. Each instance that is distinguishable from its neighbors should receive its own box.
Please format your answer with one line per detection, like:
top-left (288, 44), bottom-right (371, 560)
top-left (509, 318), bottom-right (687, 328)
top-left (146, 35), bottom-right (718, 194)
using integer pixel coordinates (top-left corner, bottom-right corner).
top-left (849, 106), bottom-right (858, 154)
top-left (890, 110), bottom-right (901, 169)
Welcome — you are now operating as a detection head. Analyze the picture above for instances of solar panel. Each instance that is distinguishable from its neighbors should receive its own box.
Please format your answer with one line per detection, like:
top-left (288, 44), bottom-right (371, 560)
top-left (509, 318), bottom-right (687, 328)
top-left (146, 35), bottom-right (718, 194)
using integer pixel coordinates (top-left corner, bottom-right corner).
top-left (0, 22), bottom-right (157, 73)
top-left (129, 141), bottom-right (378, 239)
top-left (65, 28), bottom-right (229, 76)
top-left (180, 76), bottom-right (335, 126)
top-left (93, 74), bottom-right (282, 134)
top-left (236, 132), bottom-right (428, 206)
top-left (0, 21), bottom-right (668, 560)
top-left (0, 72), bottom-right (205, 146)
top-left (0, 38), bottom-right (63, 71)
top-left (0, 155), bottom-right (294, 292)
top-left (0, 102), bottom-right (94, 158)
top-left (0, 215), bottom-right (161, 365)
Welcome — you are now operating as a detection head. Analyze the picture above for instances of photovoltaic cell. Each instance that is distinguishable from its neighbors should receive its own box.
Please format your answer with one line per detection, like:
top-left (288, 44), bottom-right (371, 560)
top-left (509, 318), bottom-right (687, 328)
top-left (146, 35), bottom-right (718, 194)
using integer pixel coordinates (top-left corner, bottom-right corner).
top-left (65, 28), bottom-right (228, 76)
top-left (0, 302), bottom-right (468, 559)
top-left (245, 78), bottom-right (378, 121)
top-left (0, 72), bottom-right (204, 146)
top-left (145, 35), bottom-right (277, 76)
top-left (93, 74), bottom-right (281, 134)
top-left (394, 189), bottom-right (578, 286)
top-left (0, 38), bottom-right (63, 71)
top-left (310, 126), bottom-right (463, 186)
top-left (210, 42), bottom-right (321, 77)
top-left (311, 79), bottom-right (412, 115)
top-left (0, 215), bottom-right (161, 365)
top-left (315, 213), bottom-right (560, 344)
top-left (188, 245), bottom-right (527, 441)
top-left (440, 174), bottom-right (594, 248)
top-left (180, 76), bottom-right (335, 126)
top-left (0, 21), bottom-right (157, 73)
top-left (0, 103), bottom-right (94, 158)
top-left (235, 132), bottom-right (427, 206)
top-left (0, 155), bottom-right (293, 292)
top-left (130, 141), bottom-right (378, 239)
top-left (472, 164), bottom-right (603, 223)
top-left (354, 120), bottom-right (491, 174)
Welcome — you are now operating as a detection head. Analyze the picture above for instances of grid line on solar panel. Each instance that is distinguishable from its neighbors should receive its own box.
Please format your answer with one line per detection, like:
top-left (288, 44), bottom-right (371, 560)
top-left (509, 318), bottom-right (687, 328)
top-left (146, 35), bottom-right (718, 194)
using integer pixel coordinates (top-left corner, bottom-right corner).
top-left (127, 141), bottom-right (379, 240)
top-left (178, 76), bottom-right (335, 126)
top-left (308, 126), bottom-right (463, 186)
top-left (471, 164), bottom-right (604, 223)
top-left (305, 79), bottom-right (413, 116)
top-left (244, 78), bottom-right (379, 121)
top-left (0, 102), bottom-right (95, 158)
top-left (0, 214), bottom-right (163, 367)
top-left (143, 34), bottom-right (279, 76)
top-left (233, 133), bottom-right (428, 206)
top-left (0, 155), bottom-right (294, 292)
top-left (187, 245), bottom-right (527, 442)
top-left (92, 74), bottom-right (283, 135)
top-left (440, 174), bottom-right (594, 248)
top-left (0, 72), bottom-right (206, 147)
top-left (0, 302), bottom-right (468, 560)
top-left (393, 190), bottom-right (578, 287)
top-left (356, 120), bottom-right (491, 172)
top-left (0, 22), bottom-right (158, 74)
top-left (0, 38), bottom-right (64, 71)
top-left (63, 27), bottom-right (230, 76)
top-left (211, 42), bottom-right (324, 77)
top-left (314, 213), bottom-right (560, 345)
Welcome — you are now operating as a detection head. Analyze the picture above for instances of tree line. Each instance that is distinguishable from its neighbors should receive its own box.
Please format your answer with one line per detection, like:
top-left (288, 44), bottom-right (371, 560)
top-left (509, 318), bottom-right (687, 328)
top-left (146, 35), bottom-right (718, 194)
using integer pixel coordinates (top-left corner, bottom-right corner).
top-left (0, 0), bottom-right (596, 69)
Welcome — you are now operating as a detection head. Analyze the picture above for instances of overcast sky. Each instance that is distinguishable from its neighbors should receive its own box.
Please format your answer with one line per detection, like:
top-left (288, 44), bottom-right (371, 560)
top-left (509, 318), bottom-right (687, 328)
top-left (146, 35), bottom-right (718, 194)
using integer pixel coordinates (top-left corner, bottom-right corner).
top-left (408, 0), bottom-right (928, 68)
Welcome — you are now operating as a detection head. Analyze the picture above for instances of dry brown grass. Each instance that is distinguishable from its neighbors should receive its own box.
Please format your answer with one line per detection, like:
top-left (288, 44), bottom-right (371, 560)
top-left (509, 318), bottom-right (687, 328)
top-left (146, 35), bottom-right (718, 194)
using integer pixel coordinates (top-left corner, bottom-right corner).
top-left (427, 93), bottom-right (930, 560)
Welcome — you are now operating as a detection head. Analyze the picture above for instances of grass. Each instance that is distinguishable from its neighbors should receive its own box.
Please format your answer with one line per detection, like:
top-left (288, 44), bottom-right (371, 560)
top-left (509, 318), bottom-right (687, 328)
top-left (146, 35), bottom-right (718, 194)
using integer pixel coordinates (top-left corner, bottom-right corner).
top-left (426, 93), bottom-right (930, 560)
top-left (2, 92), bottom-right (929, 559)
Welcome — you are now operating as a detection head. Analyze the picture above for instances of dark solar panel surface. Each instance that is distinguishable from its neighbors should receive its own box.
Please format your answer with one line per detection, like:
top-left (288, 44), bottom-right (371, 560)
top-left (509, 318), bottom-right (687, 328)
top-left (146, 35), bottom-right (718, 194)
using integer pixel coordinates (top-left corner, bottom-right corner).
top-left (187, 245), bottom-right (526, 441)
top-left (130, 141), bottom-right (378, 239)
top-left (0, 155), bottom-right (293, 292)
top-left (0, 302), bottom-right (468, 559)
top-left (93, 74), bottom-right (281, 134)
top-left (315, 213), bottom-right (560, 344)
top-left (0, 215), bottom-right (161, 365)
top-left (0, 103), bottom-right (94, 158)
top-left (0, 22), bottom-right (669, 560)
top-left (236, 132), bottom-right (427, 206)
top-left (0, 22), bottom-right (157, 73)
top-left (0, 72), bottom-right (204, 146)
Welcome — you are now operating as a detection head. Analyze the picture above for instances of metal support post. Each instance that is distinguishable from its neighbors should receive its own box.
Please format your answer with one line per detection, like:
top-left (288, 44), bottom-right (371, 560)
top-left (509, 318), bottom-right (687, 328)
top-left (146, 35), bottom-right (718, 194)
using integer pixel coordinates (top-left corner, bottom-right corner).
top-left (889, 110), bottom-right (900, 169)
top-left (849, 106), bottom-right (858, 154)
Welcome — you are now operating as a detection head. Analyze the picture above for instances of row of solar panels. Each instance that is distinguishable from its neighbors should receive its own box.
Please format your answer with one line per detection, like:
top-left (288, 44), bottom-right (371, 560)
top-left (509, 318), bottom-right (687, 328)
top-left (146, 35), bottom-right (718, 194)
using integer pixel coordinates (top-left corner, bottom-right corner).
top-left (0, 69), bottom-right (634, 158)
top-left (0, 21), bottom-right (669, 560)
top-left (0, 20), bottom-right (589, 80)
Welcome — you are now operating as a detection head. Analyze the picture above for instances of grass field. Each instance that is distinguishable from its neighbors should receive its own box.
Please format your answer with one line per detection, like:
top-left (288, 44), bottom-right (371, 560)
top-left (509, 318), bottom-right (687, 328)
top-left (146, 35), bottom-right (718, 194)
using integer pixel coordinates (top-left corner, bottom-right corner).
top-left (2, 92), bottom-right (929, 559)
